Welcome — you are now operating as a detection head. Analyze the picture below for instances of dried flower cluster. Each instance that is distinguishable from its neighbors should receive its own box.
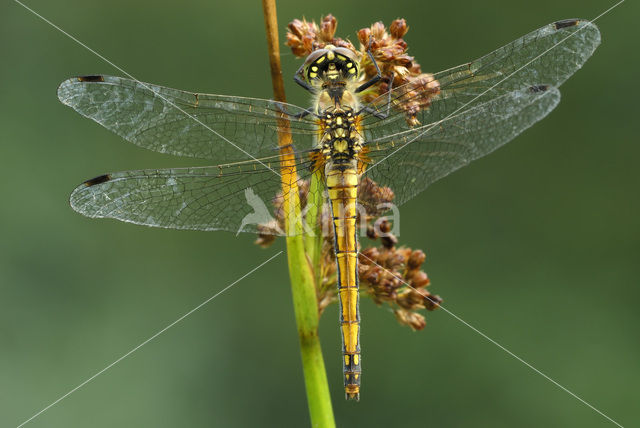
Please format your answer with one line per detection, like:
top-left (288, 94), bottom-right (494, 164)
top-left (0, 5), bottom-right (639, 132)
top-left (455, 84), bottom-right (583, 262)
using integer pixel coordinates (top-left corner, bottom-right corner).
top-left (286, 14), bottom-right (355, 57)
top-left (256, 177), bottom-right (442, 330)
top-left (286, 14), bottom-right (441, 125)
top-left (359, 220), bottom-right (442, 331)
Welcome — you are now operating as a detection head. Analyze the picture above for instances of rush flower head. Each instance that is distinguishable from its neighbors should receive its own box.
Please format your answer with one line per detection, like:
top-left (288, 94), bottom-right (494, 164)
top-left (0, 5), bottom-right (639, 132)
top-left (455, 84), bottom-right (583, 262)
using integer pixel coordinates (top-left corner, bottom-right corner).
top-left (356, 18), bottom-right (441, 126)
top-left (286, 15), bottom-right (356, 58)
top-left (359, 221), bottom-right (442, 331)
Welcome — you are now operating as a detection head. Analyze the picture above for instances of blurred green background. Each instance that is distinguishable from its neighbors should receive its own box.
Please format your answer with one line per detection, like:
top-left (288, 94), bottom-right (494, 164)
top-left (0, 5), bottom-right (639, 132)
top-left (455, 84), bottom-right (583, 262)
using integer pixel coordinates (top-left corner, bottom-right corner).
top-left (1, 0), bottom-right (638, 426)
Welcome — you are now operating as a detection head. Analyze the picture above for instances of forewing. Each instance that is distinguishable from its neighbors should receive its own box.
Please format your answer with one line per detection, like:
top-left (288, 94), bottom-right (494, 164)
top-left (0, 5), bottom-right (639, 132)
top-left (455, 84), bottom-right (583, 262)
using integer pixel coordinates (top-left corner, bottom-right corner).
top-left (361, 19), bottom-right (599, 204)
top-left (58, 75), bottom-right (318, 162)
top-left (364, 19), bottom-right (599, 132)
top-left (70, 157), bottom-right (317, 234)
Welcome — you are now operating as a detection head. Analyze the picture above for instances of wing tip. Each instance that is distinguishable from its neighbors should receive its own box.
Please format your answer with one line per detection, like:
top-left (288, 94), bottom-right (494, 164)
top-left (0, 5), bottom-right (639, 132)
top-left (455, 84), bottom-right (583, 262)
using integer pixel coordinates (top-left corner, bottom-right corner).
top-left (57, 75), bottom-right (107, 104)
top-left (69, 175), bottom-right (113, 218)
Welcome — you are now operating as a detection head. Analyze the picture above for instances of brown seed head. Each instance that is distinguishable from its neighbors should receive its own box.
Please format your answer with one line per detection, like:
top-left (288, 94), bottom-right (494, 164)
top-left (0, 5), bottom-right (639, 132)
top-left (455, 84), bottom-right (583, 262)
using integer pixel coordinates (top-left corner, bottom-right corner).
top-left (389, 19), bottom-right (409, 39)
top-left (286, 18), bottom-right (319, 57)
top-left (286, 15), bottom-right (356, 58)
top-left (408, 249), bottom-right (426, 270)
top-left (423, 293), bottom-right (443, 311)
top-left (357, 177), bottom-right (395, 219)
top-left (395, 309), bottom-right (427, 331)
top-left (355, 18), bottom-right (441, 125)
top-left (410, 270), bottom-right (430, 288)
top-left (319, 14), bottom-right (337, 41)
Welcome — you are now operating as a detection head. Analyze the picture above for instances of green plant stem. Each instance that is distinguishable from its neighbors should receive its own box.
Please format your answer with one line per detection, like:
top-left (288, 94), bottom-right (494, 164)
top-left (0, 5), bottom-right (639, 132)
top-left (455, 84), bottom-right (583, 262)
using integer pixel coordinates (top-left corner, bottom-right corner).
top-left (261, 1), bottom-right (335, 427)
top-left (286, 230), bottom-right (335, 428)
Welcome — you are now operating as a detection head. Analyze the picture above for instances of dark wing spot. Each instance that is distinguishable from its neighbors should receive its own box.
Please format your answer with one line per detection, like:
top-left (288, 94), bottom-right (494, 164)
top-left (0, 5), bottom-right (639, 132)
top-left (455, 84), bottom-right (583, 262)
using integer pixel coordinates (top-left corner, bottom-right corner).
top-left (529, 85), bottom-right (549, 93)
top-left (83, 174), bottom-right (112, 187)
top-left (554, 19), bottom-right (580, 30)
top-left (77, 75), bottom-right (105, 82)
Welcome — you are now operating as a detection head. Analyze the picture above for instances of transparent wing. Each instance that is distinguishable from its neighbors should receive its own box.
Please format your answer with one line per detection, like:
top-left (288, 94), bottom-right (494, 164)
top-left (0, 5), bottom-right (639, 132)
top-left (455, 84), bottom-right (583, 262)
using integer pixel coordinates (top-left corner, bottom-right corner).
top-left (365, 86), bottom-right (560, 204)
top-left (360, 19), bottom-right (600, 204)
top-left (70, 156), bottom-right (317, 234)
top-left (364, 19), bottom-right (599, 133)
top-left (58, 75), bottom-right (318, 162)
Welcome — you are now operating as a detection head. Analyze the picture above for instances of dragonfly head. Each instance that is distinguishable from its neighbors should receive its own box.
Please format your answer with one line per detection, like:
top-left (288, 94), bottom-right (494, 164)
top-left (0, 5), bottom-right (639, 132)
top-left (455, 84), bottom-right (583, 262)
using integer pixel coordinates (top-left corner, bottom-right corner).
top-left (302, 45), bottom-right (359, 85)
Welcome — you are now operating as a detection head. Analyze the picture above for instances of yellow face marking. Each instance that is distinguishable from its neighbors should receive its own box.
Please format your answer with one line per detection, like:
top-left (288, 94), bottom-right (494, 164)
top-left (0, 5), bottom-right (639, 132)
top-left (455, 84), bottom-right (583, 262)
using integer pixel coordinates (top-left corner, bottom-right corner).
top-left (309, 72), bottom-right (317, 78)
top-left (311, 65), bottom-right (318, 72)
top-left (354, 354), bottom-right (359, 365)
top-left (348, 68), bottom-right (356, 74)
top-left (316, 56), bottom-right (326, 64)
top-left (337, 54), bottom-right (347, 60)
top-left (346, 62), bottom-right (353, 68)
top-left (327, 51), bottom-right (335, 60)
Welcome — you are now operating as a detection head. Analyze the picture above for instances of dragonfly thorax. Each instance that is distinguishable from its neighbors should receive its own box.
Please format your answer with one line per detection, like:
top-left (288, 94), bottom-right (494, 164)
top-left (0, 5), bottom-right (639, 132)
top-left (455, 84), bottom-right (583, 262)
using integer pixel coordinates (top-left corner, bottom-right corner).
top-left (320, 109), bottom-right (363, 167)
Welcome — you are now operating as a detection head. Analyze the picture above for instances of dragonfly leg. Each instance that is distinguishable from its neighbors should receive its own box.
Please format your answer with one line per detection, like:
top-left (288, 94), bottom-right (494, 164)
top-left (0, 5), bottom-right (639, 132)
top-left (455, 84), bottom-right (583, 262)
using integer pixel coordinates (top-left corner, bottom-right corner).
top-left (273, 101), bottom-right (314, 119)
top-left (357, 71), bottom-right (395, 119)
top-left (355, 38), bottom-right (382, 94)
top-left (380, 71), bottom-right (395, 118)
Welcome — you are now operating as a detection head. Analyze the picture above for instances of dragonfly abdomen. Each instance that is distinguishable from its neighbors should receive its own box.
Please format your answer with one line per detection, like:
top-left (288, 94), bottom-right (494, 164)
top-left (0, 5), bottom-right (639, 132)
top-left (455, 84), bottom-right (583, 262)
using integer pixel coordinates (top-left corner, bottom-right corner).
top-left (326, 164), bottom-right (361, 400)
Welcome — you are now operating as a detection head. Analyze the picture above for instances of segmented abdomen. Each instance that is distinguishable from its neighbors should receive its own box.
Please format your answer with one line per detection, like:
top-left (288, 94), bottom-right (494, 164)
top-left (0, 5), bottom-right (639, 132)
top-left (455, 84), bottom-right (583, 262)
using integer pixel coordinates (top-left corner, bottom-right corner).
top-left (326, 164), bottom-right (361, 400)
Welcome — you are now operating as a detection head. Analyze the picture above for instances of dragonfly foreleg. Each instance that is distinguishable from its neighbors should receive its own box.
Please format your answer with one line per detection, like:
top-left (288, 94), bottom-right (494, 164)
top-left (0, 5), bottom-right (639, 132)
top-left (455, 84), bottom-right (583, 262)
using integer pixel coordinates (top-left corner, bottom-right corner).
top-left (355, 40), bottom-right (382, 94)
top-left (357, 71), bottom-right (395, 119)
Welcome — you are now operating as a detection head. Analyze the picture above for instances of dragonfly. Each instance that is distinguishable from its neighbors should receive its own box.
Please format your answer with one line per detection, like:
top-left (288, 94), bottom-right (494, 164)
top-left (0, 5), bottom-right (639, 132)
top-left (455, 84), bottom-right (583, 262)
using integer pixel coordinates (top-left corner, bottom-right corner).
top-left (59, 19), bottom-right (600, 400)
